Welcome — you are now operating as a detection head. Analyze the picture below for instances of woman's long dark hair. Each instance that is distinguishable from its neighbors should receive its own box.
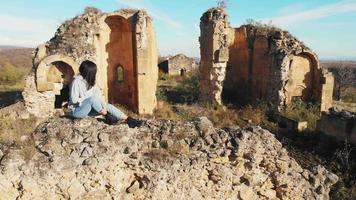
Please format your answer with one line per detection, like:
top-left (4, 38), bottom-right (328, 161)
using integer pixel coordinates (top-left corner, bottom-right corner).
top-left (79, 60), bottom-right (97, 89)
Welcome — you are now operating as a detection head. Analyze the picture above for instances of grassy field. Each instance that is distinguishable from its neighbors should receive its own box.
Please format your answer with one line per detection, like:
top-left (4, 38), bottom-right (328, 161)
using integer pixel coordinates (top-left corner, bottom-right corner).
top-left (0, 47), bottom-right (33, 69)
top-left (155, 71), bottom-right (277, 129)
top-left (0, 63), bottom-right (29, 108)
top-left (0, 47), bottom-right (32, 108)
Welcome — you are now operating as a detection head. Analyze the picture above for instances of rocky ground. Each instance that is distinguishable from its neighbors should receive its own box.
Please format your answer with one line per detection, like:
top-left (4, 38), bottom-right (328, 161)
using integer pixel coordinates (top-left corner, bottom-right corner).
top-left (0, 116), bottom-right (338, 199)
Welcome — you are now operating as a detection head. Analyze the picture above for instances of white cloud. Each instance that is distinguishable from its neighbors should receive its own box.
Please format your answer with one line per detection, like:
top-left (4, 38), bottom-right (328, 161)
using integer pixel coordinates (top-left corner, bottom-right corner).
top-left (264, 0), bottom-right (356, 26)
top-left (0, 14), bottom-right (58, 34)
top-left (0, 33), bottom-right (51, 47)
top-left (115, 0), bottom-right (182, 29)
top-left (0, 14), bottom-right (59, 47)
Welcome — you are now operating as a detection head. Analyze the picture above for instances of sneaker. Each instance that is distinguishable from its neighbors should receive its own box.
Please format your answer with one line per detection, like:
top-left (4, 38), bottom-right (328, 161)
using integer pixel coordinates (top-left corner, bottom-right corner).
top-left (105, 113), bottom-right (118, 125)
top-left (126, 117), bottom-right (142, 128)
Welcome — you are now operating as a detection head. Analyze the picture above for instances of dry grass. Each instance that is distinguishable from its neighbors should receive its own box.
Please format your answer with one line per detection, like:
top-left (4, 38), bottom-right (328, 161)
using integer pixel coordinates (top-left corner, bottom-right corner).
top-left (155, 70), bottom-right (275, 129)
top-left (153, 101), bottom-right (274, 129)
top-left (0, 63), bottom-right (29, 91)
top-left (0, 48), bottom-right (33, 70)
top-left (113, 104), bottom-right (139, 119)
top-left (0, 113), bottom-right (37, 160)
top-left (153, 101), bottom-right (181, 121)
top-left (343, 87), bottom-right (356, 103)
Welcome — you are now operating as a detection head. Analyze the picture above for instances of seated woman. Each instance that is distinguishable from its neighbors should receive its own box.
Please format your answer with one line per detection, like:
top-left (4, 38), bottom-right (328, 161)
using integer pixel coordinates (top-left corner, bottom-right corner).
top-left (68, 60), bottom-right (140, 127)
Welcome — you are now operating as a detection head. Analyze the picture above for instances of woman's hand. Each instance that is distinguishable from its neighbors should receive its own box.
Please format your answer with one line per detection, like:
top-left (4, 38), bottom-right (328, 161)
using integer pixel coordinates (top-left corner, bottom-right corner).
top-left (100, 108), bottom-right (107, 115)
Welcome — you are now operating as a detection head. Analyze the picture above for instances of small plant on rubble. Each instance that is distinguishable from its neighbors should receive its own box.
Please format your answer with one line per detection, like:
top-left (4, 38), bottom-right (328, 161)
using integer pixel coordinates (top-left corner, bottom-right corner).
top-left (333, 139), bottom-right (354, 175)
top-left (217, 0), bottom-right (229, 9)
top-left (282, 99), bottom-right (320, 130)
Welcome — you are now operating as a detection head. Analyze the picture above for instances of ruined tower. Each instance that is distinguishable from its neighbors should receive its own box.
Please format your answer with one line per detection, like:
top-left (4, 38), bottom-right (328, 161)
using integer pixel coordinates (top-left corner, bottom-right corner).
top-left (199, 7), bottom-right (334, 111)
top-left (23, 7), bottom-right (158, 118)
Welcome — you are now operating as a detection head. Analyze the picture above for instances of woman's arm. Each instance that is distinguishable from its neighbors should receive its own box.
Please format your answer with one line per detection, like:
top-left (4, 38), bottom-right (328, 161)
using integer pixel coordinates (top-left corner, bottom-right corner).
top-left (69, 79), bottom-right (85, 105)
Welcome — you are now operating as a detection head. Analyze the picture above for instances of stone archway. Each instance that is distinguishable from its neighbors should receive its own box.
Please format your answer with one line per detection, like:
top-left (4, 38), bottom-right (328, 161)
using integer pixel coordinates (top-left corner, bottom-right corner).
top-left (284, 52), bottom-right (321, 106)
top-left (36, 55), bottom-right (79, 92)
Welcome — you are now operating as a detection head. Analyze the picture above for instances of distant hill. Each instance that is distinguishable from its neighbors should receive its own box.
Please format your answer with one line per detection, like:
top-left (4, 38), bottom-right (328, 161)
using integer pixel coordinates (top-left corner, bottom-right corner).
top-left (0, 45), bottom-right (32, 49)
top-left (321, 60), bottom-right (356, 69)
top-left (0, 47), bottom-right (34, 69)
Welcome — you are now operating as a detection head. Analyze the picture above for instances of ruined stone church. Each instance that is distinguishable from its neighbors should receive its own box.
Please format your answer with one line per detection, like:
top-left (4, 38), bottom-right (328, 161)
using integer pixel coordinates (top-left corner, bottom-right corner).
top-left (22, 7), bottom-right (334, 118)
top-left (199, 8), bottom-right (334, 111)
top-left (23, 8), bottom-right (158, 118)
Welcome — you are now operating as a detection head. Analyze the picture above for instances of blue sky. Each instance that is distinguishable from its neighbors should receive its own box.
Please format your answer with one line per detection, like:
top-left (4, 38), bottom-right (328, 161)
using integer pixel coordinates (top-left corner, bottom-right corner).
top-left (0, 0), bottom-right (356, 60)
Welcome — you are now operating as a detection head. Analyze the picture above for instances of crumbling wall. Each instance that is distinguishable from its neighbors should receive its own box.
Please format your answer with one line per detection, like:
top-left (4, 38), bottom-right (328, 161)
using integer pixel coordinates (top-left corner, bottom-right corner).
top-left (47, 7), bottom-right (103, 63)
top-left (200, 8), bottom-right (334, 111)
top-left (23, 7), bottom-right (104, 118)
top-left (135, 10), bottom-right (158, 114)
top-left (223, 27), bottom-right (250, 104)
top-left (317, 108), bottom-right (356, 145)
top-left (23, 7), bottom-right (158, 118)
top-left (159, 54), bottom-right (197, 75)
top-left (199, 8), bottom-right (233, 104)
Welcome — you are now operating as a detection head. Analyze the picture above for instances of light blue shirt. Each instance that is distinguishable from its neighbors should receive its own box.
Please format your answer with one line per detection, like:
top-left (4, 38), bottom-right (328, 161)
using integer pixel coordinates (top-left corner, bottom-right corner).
top-left (69, 75), bottom-right (104, 110)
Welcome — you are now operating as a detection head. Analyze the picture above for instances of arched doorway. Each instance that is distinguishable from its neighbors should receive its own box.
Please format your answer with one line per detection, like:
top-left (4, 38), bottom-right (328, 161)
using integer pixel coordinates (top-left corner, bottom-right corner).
top-left (46, 61), bottom-right (75, 108)
top-left (105, 15), bottom-right (137, 111)
top-left (285, 54), bottom-right (316, 105)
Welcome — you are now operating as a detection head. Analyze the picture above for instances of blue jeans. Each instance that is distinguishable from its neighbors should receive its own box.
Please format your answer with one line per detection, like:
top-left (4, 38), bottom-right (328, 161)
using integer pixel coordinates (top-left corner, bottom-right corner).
top-left (71, 96), bottom-right (125, 119)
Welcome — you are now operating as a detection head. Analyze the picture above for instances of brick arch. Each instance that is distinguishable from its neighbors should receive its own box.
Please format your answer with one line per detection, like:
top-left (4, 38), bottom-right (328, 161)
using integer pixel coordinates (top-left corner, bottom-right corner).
top-left (36, 55), bottom-right (79, 92)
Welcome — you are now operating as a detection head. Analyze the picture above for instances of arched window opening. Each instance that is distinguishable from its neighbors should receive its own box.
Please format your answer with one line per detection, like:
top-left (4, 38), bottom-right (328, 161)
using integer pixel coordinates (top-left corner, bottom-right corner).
top-left (117, 64), bottom-right (124, 83)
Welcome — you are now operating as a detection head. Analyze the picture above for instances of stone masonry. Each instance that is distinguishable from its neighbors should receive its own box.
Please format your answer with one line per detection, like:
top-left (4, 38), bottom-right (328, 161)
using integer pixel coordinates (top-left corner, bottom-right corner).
top-left (23, 7), bottom-right (158, 118)
top-left (199, 7), bottom-right (334, 111)
top-left (0, 117), bottom-right (338, 199)
top-left (158, 54), bottom-right (198, 76)
top-left (199, 8), bottom-right (232, 104)
top-left (317, 107), bottom-right (356, 145)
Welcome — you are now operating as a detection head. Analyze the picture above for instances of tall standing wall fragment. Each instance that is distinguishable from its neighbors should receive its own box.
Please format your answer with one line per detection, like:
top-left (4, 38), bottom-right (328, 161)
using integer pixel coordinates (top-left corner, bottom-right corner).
top-left (199, 8), bottom-right (232, 104)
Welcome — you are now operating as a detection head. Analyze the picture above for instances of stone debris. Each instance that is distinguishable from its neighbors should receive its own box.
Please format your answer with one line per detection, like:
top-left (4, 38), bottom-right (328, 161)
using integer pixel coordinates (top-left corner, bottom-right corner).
top-left (0, 117), bottom-right (338, 199)
top-left (328, 107), bottom-right (356, 120)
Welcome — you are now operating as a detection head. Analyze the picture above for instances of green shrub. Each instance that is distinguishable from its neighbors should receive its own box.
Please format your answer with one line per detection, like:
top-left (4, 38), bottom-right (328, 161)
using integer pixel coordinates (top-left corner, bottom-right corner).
top-left (282, 100), bottom-right (320, 130)
top-left (157, 72), bottom-right (200, 104)
top-left (0, 63), bottom-right (26, 84)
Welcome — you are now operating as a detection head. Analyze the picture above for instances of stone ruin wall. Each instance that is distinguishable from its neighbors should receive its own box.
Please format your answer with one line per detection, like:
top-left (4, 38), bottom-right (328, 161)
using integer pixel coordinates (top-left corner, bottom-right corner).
top-left (199, 8), bottom-right (334, 111)
top-left (317, 108), bottom-right (356, 145)
top-left (22, 7), bottom-right (158, 118)
top-left (167, 54), bottom-right (197, 75)
top-left (199, 8), bottom-right (233, 104)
